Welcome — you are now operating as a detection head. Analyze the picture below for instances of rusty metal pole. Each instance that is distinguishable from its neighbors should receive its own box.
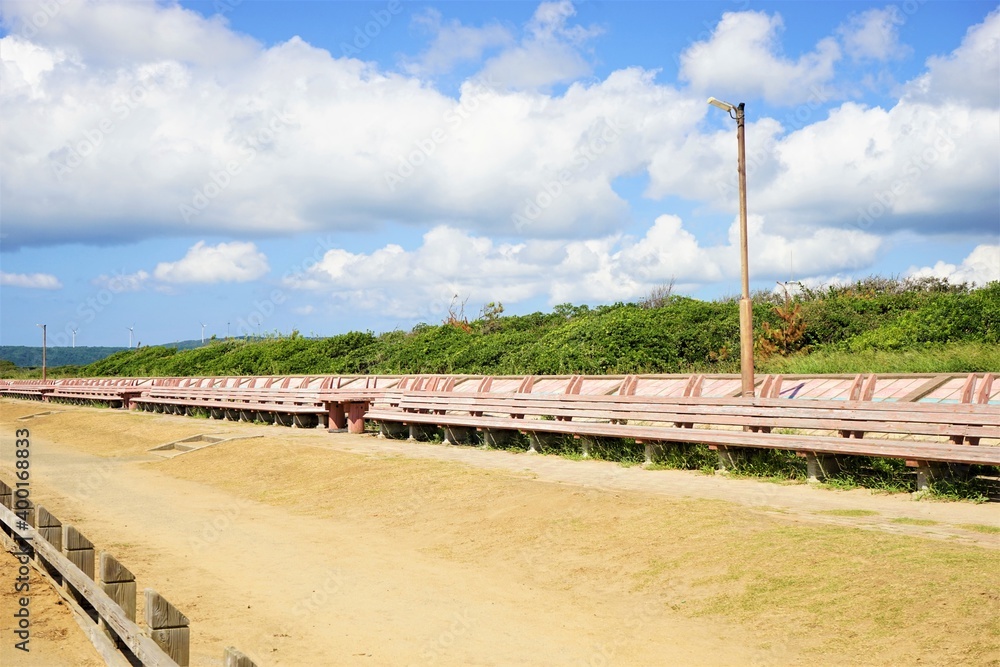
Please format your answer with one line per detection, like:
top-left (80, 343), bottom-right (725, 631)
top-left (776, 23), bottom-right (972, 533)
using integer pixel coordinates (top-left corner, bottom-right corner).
top-left (37, 324), bottom-right (47, 382)
top-left (736, 103), bottom-right (755, 398)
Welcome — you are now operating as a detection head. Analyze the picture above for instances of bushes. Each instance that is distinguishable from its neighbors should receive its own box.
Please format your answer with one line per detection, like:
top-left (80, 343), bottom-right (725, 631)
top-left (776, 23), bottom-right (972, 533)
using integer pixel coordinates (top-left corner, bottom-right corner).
top-left (56, 279), bottom-right (999, 379)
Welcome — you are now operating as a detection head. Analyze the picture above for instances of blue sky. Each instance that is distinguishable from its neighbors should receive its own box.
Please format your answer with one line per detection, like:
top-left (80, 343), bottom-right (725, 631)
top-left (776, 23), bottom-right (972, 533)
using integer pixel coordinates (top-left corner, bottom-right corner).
top-left (1, 0), bottom-right (998, 347)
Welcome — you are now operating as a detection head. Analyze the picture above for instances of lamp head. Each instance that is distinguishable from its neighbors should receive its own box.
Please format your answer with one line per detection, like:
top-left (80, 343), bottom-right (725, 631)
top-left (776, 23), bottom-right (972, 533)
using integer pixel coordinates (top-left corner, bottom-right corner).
top-left (707, 97), bottom-right (735, 113)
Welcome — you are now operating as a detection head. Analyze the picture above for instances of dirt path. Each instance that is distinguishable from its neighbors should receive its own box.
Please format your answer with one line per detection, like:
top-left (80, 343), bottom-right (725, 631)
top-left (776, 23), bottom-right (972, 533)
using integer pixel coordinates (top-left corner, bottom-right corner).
top-left (0, 401), bottom-right (997, 666)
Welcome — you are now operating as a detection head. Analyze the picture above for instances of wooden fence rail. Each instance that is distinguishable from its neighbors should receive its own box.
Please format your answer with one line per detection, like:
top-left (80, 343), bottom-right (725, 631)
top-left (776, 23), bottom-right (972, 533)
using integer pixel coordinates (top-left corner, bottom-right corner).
top-left (0, 486), bottom-right (258, 667)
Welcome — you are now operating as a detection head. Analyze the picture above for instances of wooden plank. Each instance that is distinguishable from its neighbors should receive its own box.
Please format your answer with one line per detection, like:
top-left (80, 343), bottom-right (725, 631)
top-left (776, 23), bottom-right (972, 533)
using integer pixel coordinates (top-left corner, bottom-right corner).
top-left (365, 409), bottom-right (1000, 466)
top-left (391, 393), bottom-right (1000, 428)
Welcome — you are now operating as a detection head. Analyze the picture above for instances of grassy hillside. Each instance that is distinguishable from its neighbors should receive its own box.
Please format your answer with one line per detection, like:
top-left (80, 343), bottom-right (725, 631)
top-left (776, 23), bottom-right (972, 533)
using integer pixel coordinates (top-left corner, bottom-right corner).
top-left (0, 345), bottom-right (127, 368)
top-left (22, 277), bottom-right (989, 379)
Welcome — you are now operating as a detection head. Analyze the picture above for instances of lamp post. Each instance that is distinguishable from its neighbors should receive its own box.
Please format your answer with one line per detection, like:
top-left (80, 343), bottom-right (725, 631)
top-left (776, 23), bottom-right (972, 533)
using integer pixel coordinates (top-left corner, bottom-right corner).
top-left (36, 324), bottom-right (47, 381)
top-left (708, 97), bottom-right (755, 398)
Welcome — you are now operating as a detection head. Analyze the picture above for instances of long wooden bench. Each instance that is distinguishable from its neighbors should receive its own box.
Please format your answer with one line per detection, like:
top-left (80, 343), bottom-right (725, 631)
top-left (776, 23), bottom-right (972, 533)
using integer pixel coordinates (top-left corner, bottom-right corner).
top-left (364, 392), bottom-right (1000, 479)
top-left (47, 386), bottom-right (144, 409)
top-left (131, 387), bottom-right (328, 427)
top-left (131, 386), bottom-right (389, 431)
top-left (387, 393), bottom-right (1000, 444)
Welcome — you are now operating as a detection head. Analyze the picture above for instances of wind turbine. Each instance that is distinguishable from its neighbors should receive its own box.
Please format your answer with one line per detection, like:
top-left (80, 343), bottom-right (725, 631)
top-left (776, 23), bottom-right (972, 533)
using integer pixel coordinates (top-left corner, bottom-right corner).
top-left (200, 322), bottom-right (207, 344)
top-left (71, 328), bottom-right (77, 348)
top-left (127, 323), bottom-right (135, 349)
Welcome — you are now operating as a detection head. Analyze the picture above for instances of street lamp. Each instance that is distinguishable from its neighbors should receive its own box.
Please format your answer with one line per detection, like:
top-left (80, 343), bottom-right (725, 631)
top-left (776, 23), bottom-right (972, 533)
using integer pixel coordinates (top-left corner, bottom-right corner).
top-left (707, 97), bottom-right (755, 398)
top-left (36, 324), bottom-right (47, 382)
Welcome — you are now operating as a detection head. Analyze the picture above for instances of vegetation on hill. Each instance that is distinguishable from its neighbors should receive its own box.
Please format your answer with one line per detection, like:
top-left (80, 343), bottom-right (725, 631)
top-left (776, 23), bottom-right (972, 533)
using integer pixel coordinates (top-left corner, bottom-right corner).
top-left (4, 277), bottom-right (993, 379)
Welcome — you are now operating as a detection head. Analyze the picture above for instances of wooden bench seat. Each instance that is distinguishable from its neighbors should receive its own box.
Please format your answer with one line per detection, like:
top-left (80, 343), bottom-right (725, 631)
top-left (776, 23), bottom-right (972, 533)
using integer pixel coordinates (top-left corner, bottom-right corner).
top-left (385, 393), bottom-right (1000, 445)
top-left (47, 386), bottom-right (144, 408)
top-left (364, 392), bottom-right (1000, 468)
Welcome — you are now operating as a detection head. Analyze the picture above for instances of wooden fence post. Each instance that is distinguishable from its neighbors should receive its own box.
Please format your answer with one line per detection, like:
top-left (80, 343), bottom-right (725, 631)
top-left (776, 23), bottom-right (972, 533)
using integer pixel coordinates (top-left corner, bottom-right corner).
top-left (100, 553), bottom-right (137, 622)
top-left (224, 646), bottom-right (258, 667)
top-left (63, 525), bottom-right (95, 580)
top-left (0, 480), bottom-right (11, 511)
top-left (145, 588), bottom-right (190, 666)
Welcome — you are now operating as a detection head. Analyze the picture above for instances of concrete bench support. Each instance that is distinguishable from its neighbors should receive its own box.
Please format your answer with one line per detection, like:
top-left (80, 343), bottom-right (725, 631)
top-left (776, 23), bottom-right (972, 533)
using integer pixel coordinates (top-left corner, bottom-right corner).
top-left (442, 425), bottom-right (474, 445)
top-left (328, 402), bottom-right (347, 431)
top-left (712, 445), bottom-right (744, 473)
top-left (482, 428), bottom-right (515, 448)
top-left (527, 431), bottom-right (562, 454)
top-left (346, 402), bottom-right (368, 434)
top-left (408, 423), bottom-right (437, 441)
top-left (378, 421), bottom-right (409, 439)
top-left (907, 460), bottom-right (948, 493)
top-left (804, 452), bottom-right (841, 483)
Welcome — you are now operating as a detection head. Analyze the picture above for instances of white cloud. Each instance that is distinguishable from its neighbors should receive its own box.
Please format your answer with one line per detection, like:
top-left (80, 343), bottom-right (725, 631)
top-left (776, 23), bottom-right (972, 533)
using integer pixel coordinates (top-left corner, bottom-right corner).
top-left (0, 270), bottom-right (61, 289)
top-left (283, 217), bottom-right (882, 316)
top-left (679, 11), bottom-right (841, 105)
top-left (837, 6), bottom-right (909, 62)
top-left (93, 270), bottom-right (150, 292)
top-left (652, 11), bottom-right (1000, 238)
top-left (153, 241), bottom-right (269, 283)
top-left (0, 0), bottom-right (995, 258)
top-left (0, 0), bottom-right (259, 68)
top-left (403, 9), bottom-right (513, 76)
top-left (478, 0), bottom-right (602, 90)
top-left (905, 7), bottom-right (1000, 108)
top-left (907, 244), bottom-right (1000, 285)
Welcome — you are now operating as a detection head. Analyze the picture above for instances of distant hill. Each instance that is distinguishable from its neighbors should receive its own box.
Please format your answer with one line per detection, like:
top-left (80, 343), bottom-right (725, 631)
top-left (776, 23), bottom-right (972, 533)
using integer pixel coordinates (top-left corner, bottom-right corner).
top-left (0, 339), bottom-right (206, 368)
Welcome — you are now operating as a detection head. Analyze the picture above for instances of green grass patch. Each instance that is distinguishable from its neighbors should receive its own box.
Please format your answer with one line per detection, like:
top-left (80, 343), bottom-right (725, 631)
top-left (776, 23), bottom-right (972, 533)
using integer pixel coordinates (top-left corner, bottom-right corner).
top-left (958, 523), bottom-right (1000, 535)
top-left (889, 517), bottom-right (939, 526)
top-left (818, 509), bottom-right (880, 517)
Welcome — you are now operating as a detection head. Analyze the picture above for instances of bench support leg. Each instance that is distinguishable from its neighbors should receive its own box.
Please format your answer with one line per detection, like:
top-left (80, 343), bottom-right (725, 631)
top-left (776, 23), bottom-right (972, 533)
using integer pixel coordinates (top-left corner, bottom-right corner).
top-left (712, 445), bottom-right (743, 474)
top-left (483, 429), bottom-right (514, 448)
top-left (408, 424), bottom-right (437, 442)
top-left (580, 436), bottom-right (593, 458)
top-left (805, 453), bottom-right (841, 483)
top-left (523, 432), bottom-right (551, 454)
top-left (643, 442), bottom-right (661, 465)
top-left (378, 421), bottom-right (409, 439)
top-left (346, 402), bottom-right (368, 434)
top-left (442, 426), bottom-right (473, 445)
top-left (327, 402), bottom-right (347, 432)
top-left (908, 461), bottom-right (948, 493)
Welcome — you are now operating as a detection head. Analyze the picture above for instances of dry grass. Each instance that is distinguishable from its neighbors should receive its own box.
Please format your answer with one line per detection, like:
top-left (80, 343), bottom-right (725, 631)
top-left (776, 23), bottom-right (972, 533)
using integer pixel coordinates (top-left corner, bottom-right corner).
top-left (158, 437), bottom-right (1000, 666)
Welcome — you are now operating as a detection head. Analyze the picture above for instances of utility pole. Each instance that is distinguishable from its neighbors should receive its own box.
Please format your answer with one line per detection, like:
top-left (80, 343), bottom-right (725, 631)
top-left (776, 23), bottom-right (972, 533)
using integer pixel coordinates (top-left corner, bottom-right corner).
top-left (36, 324), bottom-right (47, 381)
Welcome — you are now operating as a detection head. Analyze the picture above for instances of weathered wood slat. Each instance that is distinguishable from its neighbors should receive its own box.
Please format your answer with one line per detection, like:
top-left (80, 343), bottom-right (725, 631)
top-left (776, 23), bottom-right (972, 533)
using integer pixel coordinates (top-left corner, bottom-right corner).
top-left (366, 408), bottom-right (1000, 466)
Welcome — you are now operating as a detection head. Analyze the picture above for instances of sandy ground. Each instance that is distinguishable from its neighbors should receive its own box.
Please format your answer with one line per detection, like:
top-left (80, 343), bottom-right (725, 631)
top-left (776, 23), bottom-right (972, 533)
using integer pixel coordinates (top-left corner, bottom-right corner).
top-left (0, 400), bottom-right (997, 666)
top-left (0, 547), bottom-right (105, 666)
